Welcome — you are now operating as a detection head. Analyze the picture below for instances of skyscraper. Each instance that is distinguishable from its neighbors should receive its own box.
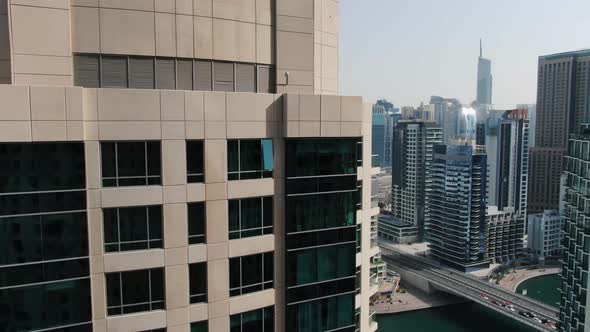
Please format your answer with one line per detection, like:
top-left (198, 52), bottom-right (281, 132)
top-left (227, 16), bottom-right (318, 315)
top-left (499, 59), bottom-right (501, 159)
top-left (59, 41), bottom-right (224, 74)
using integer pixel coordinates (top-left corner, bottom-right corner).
top-left (426, 144), bottom-right (489, 271)
top-left (372, 99), bottom-right (398, 171)
top-left (476, 39), bottom-right (493, 106)
top-left (529, 49), bottom-right (590, 213)
top-left (0, 1), bottom-right (380, 332)
top-left (391, 121), bottom-right (443, 240)
top-left (560, 124), bottom-right (590, 332)
top-left (430, 96), bottom-right (462, 144)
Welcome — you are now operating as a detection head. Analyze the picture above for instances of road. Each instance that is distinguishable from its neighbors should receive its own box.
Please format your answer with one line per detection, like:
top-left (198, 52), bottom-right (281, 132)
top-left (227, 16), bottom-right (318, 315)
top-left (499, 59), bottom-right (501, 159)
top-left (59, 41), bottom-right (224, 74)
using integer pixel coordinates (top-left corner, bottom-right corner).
top-left (380, 245), bottom-right (559, 332)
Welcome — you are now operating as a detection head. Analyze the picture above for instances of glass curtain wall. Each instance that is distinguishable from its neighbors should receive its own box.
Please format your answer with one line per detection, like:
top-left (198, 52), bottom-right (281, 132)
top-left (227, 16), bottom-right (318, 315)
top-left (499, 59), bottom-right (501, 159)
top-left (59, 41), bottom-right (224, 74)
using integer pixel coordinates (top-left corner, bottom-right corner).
top-left (285, 139), bottom-right (360, 332)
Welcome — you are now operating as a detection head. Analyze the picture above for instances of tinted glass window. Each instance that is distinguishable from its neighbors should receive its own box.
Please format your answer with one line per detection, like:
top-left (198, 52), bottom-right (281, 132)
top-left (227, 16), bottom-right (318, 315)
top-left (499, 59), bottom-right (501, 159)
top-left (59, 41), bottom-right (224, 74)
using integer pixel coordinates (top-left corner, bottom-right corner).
top-left (103, 206), bottom-right (163, 252)
top-left (229, 197), bottom-right (273, 239)
top-left (191, 321), bottom-right (208, 332)
top-left (188, 202), bottom-right (206, 244)
top-left (187, 141), bottom-right (204, 183)
top-left (106, 268), bottom-right (165, 316)
top-left (189, 262), bottom-right (207, 303)
top-left (227, 140), bottom-right (274, 180)
top-left (230, 306), bottom-right (274, 332)
top-left (286, 293), bottom-right (353, 332)
top-left (230, 252), bottom-right (273, 297)
top-left (101, 142), bottom-right (161, 187)
top-left (286, 139), bottom-right (359, 177)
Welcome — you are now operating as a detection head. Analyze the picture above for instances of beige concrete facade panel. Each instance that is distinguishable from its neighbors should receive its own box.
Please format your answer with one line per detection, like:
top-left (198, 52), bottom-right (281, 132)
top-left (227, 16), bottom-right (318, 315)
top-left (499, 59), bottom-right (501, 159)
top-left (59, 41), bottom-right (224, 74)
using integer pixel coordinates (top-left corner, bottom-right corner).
top-left (284, 94), bottom-right (299, 121)
top-left (276, 31), bottom-right (313, 71)
top-left (320, 121), bottom-right (340, 137)
top-left (99, 0), bottom-right (154, 11)
top-left (176, 14), bottom-right (194, 58)
top-left (189, 303), bottom-right (209, 322)
top-left (84, 121), bottom-right (99, 140)
top-left (226, 92), bottom-right (274, 122)
top-left (84, 141), bottom-right (101, 189)
top-left (160, 90), bottom-right (185, 120)
top-left (176, 0), bottom-right (193, 15)
top-left (256, 24), bottom-right (273, 65)
top-left (12, 54), bottom-right (72, 76)
top-left (204, 121), bottom-right (227, 139)
top-left (103, 249), bottom-right (166, 273)
top-left (156, 0), bottom-right (176, 13)
top-left (203, 91), bottom-right (226, 121)
top-left (12, 74), bottom-right (72, 86)
top-left (299, 94), bottom-right (320, 121)
top-left (167, 307), bottom-right (189, 327)
top-left (226, 121), bottom-right (271, 138)
top-left (98, 121), bottom-right (162, 140)
top-left (208, 299), bottom-right (229, 318)
top-left (10, 4), bottom-right (71, 56)
top-left (205, 199), bottom-right (228, 243)
top-left (164, 184), bottom-right (188, 204)
top-left (166, 264), bottom-right (190, 309)
top-left (229, 289), bottom-right (274, 315)
top-left (65, 121), bottom-right (88, 140)
top-left (83, 88), bottom-right (98, 120)
top-left (212, 19), bottom-right (255, 62)
top-left (277, 16), bottom-right (313, 34)
top-left (100, 186), bottom-right (164, 208)
top-left (99, 8), bottom-right (155, 55)
top-left (255, 0), bottom-right (272, 25)
top-left (208, 317), bottom-right (229, 332)
top-left (277, 69), bottom-right (313, 87)
top-left (186, 183), bottom-right (206, 202)
top-left (320, 95), bottom-right (340, 121)
top-left (88, 208), bottom-right (103, 256)
top-left (72, 0), bottom-right (99, 6)
top-left (87, 189), bottom-right (102, 209)
top-left (299, 121), bottom-right (320, 137)
top-left (90, 255), bottom-right (104, 274)
top-left (340, 121), bottom-right (362, 137)
top-left (162, 121), bottom-right (187, 140)
top-left (206, 241), bottom-right (228, 260)
top-left (71, 6), bottom-right (100, 53)
top-left (155, 12), bottom-right (177, 57)
top-left (276, 0), bottom-right (313, 18)
top-left (106, 310), bottom-right (167, 332)
top-left (207, 258), bottom-right (229, 302)
top-left (0, 85), bottom-right (29, 120)
top-left (66, 87), bottom-right (84, 120)
top-left (228, 235), bottom-right (274, 258)
top-left (205, 182), bottom-right (227, 200)
top-left (188, 243), bottom-right (207, 263)
top-left (91, 273), bottom-right (106, 319)
top-left (31, 121), bottom-right (67, 141)
top-left (166, 246), bottom-right (189, 266)
top-left (185, 91), bottom-right (204, 121)
top-left (186, 121), bottom-right (205, 139)
top-left (97, 89), bottom-right (160, 121)
top-left (204, 140), bottom-right (227, 183)
top-left (194, 16), bottom-right (213, 59)
top-left (163, 140), bottom-right (188, 185)
top-left (212, 0), bottom-right (255, 22)
top-left (30, 86), bottom-right (66, 120)
top-left (164, 203), bottom-right (189, 248)
top-left (193, 0), bottom-right (212, 16)
top-left (227, 178), bottom-right (274, 199)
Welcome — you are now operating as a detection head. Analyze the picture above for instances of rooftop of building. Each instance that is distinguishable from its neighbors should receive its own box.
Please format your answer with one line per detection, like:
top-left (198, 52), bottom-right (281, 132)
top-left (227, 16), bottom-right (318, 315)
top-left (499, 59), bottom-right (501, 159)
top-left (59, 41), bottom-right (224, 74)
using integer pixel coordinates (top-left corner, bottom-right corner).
top-left (540, 48), bottom-right (590, 61)
top-left (378, 214), bottom-right (418, 229)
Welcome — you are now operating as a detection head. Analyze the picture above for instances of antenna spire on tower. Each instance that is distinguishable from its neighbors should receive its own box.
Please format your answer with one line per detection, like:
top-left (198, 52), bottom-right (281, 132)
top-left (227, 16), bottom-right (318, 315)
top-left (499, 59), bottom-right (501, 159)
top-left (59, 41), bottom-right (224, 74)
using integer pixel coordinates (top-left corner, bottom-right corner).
top-left (480, 38), bottom-right (482, 57)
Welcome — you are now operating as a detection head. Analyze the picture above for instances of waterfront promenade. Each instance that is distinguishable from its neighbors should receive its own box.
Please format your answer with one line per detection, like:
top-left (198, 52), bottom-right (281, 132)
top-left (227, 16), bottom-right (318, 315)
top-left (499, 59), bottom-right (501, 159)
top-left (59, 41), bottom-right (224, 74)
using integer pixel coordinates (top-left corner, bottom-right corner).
top-left (372, 283), bottom-right (467, 314)
top-left (498, 267), bottom-right (561, 292)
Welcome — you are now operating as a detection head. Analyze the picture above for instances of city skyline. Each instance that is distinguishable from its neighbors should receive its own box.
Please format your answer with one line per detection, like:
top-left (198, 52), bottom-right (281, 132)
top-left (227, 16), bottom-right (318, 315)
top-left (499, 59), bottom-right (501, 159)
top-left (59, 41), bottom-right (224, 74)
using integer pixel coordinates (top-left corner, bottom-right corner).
top-left (340, 0), bottom-right (590, 107)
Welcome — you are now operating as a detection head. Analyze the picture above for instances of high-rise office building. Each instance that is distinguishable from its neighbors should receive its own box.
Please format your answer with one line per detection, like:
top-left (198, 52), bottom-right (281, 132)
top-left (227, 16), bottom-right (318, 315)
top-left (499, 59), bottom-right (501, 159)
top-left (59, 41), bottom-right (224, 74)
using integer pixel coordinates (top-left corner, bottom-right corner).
top-left (391, 121), bottom-right (443, 240)
top-left (372, 99), bottom-right (398, 171)
top-left (560, 124), bottom-right (590, 332)
top-left (429, 96), bottom-right (462, 144)
top-left (497, 109), bottom-right (529, 214)
top-left (0, 1), bottom-right (380, 332)
top-left (426, 144), bottom-right (489, 271)
top-left (529, 49), bottom-right (590, 213)
top-left (476, 39), bottom-right (492, 106)
top-left (485, 109), bottom-right (530, 263)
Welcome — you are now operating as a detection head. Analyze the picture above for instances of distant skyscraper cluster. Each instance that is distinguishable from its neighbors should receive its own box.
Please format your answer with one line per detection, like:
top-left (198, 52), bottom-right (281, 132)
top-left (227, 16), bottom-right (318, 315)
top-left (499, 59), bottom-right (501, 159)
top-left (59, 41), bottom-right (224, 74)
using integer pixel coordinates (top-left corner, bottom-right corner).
top-left (372, 99), bottom-right (400, 172)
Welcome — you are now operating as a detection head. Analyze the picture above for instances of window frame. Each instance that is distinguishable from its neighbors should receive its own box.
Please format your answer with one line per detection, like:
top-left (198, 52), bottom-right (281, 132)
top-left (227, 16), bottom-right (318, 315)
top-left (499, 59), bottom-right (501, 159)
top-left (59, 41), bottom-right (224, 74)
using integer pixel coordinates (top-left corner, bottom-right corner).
top-left (230, 305), bottom-right (274, 332)
top-left (227, 139), bottom-right (274, 181)
top-left (229, 252), bottom-right (274, 297)
top-left (228, 196), bottom-right (273, 240)
top-left (189, 262), bottom-right (207, 304)
top-left (186, 140), bottom-right (205, 183)
top-left (101, 141), bottom-right (162, 187)
top-left (103, 205), bottom-right (163, 253)
top-left (106, 268), bottom-right (165, 316)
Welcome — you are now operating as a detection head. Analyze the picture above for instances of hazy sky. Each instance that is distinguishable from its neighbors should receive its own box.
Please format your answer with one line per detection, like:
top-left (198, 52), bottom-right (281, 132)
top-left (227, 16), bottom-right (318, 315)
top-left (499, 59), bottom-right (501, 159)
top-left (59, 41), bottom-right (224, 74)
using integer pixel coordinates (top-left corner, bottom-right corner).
top-left (340, 0), bottom-right (590, 108)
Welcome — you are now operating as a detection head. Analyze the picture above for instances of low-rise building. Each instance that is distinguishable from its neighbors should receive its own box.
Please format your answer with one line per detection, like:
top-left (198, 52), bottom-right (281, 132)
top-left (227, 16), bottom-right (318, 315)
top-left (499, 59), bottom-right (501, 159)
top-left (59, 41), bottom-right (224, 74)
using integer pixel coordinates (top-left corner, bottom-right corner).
top-left (527, 210), bottom-right (564, 265)
top-left (377, 214), bottom-right (420, 244)
top-left (487, 206), bottom-right (525, 264)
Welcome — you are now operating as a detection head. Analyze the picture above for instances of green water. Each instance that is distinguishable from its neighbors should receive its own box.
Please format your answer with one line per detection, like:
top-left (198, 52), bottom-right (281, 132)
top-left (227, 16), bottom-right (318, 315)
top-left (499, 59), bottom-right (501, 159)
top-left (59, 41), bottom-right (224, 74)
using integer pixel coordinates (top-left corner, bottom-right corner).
top-left (377, 274), bottom-right (561, 331)
top-left (516, 274), bottom-right (561, 307)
